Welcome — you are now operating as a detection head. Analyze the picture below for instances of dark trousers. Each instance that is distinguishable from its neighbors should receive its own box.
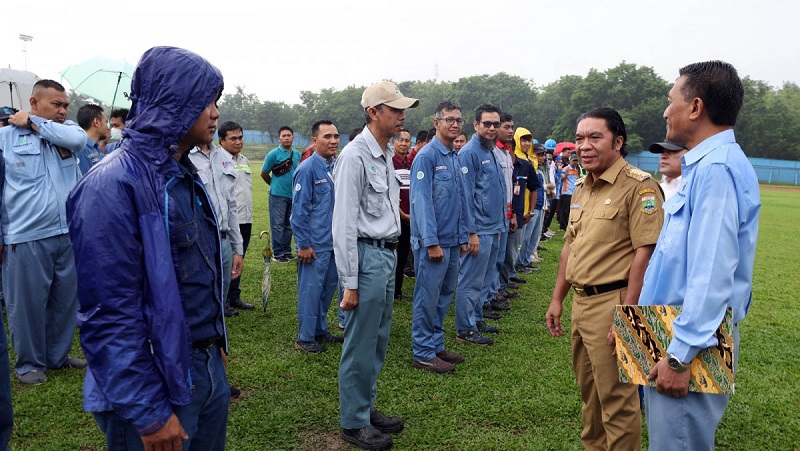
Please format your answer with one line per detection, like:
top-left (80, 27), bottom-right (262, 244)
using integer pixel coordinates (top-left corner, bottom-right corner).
top-left (227, 223), bottom-right (252, 302)
top-left (544, 197), bottom-right (559, 232)
top-left (559, 195), bottom-right (572, 231)
top-left (394, 220), bottom-right (411, 298)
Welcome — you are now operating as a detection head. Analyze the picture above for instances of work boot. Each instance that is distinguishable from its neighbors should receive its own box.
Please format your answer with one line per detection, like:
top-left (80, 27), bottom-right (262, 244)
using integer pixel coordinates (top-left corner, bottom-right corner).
top-left (341, 425), bottom-right (392, 450)
top-left (411, 356), bottom-right (454, 373)
top-left (436, 349), bottom-right (465, 364)
top-left (370, 409), bottom-right (405, 434)
top-left (230, 298), bottom-right (254, 310)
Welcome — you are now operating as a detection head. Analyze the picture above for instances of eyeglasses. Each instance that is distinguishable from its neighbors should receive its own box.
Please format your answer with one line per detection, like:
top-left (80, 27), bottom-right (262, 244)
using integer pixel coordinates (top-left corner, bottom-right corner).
top-left (480, 121), bottom-right (501, 129)
top-left (226, 136), bottom-right (244, 141)
top-left (437, 117), bottom-right (464, 125)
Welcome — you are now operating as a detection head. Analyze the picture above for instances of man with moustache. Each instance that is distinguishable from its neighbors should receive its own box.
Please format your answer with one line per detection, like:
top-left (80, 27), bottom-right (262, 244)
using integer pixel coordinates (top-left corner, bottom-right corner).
top-left (333, 81), bottom-right (418, 450)
top-left (639, 61), bottom-right (760, 451)
top-left (454, 104), bottom-right (507, 345)
top-left (409, 100), bottom-right (474, 373)
top-left (67, 46), bottom-right (230, 450)
top-left (291, 120), bottom-right (343, 354)
top-left (392, 128), bottom-right (413, 301)
top-left (546, 107), bottom-right (663, 450)
top-left (0, 79), bottom-right (87, 386)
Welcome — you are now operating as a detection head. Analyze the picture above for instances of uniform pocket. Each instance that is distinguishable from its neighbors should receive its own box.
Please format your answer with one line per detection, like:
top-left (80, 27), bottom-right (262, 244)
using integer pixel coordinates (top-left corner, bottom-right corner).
top-left (433, 170), bottom-right (452, 202)
top-left (173, 221), bottom-right (200, 279)
top-left (587, 207), bottom-right (619, 242)
top-left (365, 177), bottom-right (388, 217)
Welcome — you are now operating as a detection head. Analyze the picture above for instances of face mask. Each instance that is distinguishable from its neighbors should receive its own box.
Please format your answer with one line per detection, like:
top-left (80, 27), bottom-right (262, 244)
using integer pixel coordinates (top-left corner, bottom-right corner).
top-left (109, 127), bottom-right (122, 142)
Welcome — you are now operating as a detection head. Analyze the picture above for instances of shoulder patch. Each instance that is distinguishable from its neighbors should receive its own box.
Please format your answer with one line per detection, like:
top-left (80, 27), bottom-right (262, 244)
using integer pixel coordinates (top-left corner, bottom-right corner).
top-left (624, 164), bottom-right (651, 182)
top-left (575, 176), bottom-right (586, 186)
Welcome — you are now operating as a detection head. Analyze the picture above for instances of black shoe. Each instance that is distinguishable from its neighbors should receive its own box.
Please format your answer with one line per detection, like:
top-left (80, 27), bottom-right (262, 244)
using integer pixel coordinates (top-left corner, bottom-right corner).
top-left (514, 265), bottom-right (532, 274)
top-left (283, 253), bottom-right (297, 261)
top-left (393, 294), bottom-right (412, 301)
top-left (315, 332), bottom-right (344, 343)
top-left (538, 245), bottom-right (547, 251)
top-left (403, 269), bottom-right (416, 279)
top-left (489, 301), bottom-right (511, 312)
top-left (456, 330), bottom-right (494, 346)
top-left (224, 305), bottom-right (239, 317)
top-left (476, 321), bottom-right (499, 334)
top-left (58, 357), bottom-right (87, 369)
top-left (499, 289), bottom-right (519, 299)
top-left (370, 409), bottom-right (405, 434)
top-left (509, 276), bottom-right (527, 284)
top-left (540, 235), bottom-right (550, 243)
top-left (230, 385), bottom-right (241, 398)
top-left (230, 298), bottom-right (254, 310)
top-left (506, 282), bottom-right (519, 290)
top-left (482, 308), bottom-right (503, 320)
top-left (525, 264), bottom-right (540, 271)
top-left (341, 425), bottom-right (393, 450)
top-left (295, 340), bottom-right (326, 353)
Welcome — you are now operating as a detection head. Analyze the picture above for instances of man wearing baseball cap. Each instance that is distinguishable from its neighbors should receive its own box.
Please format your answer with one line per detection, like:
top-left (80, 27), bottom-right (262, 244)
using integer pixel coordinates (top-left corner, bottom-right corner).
top-left (333, 81), bottom-right (418, 450)
top-left (649, 140), bottom-right (688, 201)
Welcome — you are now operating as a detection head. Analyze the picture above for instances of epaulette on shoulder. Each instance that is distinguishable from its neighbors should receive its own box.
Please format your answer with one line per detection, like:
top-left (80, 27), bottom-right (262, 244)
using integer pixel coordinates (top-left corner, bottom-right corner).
top-left (624, 164), bottom-right (651, 182)
top-left (575, 176), bottom-right (586, 186)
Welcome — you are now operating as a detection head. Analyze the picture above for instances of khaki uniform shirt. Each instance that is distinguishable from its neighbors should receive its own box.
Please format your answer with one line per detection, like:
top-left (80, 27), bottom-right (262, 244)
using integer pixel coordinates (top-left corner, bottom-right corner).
top-left (565, 156), bottom-right (663, 288)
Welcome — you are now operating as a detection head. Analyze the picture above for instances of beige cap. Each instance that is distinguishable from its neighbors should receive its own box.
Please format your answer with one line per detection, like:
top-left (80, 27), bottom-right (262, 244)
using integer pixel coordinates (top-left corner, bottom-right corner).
top-left (361, 81), bottom-right (419, 110)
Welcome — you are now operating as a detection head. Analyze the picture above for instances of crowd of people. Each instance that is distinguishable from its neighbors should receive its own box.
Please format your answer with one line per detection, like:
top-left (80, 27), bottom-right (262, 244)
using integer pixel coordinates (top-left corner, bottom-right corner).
top-left (0, 47), bottom-right (760, 451)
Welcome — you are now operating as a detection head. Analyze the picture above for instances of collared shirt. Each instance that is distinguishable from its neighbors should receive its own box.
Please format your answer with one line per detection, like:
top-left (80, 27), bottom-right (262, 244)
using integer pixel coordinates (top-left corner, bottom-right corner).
top-left (392, 153), bottom-right (412, 216)
top-left (332, 126), bottom-right (401, 289)
top-left (0, 116), bottom-right (86, 244)
top-left (230, 152), bottom-right (253, 224)
top-left (565, 156), bottom-right (664, 287)
top-left (262, 145), bottom-right (301, 198)
top-left (511, 157), bottom-right (541, 219)
top-left (494, 141), bottom-right (514, 204)
top-left (188, 143), bottom-right (243, 255)
top-left (77, 138), bottom-right (104, 175)
top-left (660, 175), bottom-right (681, 202)
top-left (639, 129), bottom-right (760, 363)
top-left (458, 134), bottom-right (507, 235)
top-left (409, 136), bottom-right (469, 249)
top-left (291, 152), bottom-right (335, 252)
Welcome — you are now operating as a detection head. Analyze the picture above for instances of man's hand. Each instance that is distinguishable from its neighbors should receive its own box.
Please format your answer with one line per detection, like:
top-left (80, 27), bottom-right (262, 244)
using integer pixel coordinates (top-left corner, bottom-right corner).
top-left (427, 245), bottom-right (444, 262)
top-left (260, 171), bottom-right (272, 185)
top-left (545, 300), bottom-right (564, 337)
top-left (509, 214), bottom-right (518, 233)
top-left (231, 254), bottom-right (244, 280)
top-left (7, 110), bottom-right (31, 129)
top-left (648, 358), bottom-right (691, 398)
top-left (298, 247), bottom-right (316, 264)
top-left (400, 210), bottom-right (410, 222)
top-left (466, 233), bottom-right (480, 256)
top-left (460, 244), bottom-right (467, 256)
top-left (340, 288), bottom-right (359, 311)
top-left (220, 347), bottom-right (228, 370)
top-left (522, 212), bottom-right (532, 225)
top-left (607, 325), bottom-right (617, 356)
top-left (140, 414), bottom-right (188, 451)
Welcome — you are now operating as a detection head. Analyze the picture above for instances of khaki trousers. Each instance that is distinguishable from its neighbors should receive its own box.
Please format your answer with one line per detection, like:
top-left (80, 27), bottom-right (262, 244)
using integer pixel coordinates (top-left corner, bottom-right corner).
top-left (571, 288), bottom-right (642, 450)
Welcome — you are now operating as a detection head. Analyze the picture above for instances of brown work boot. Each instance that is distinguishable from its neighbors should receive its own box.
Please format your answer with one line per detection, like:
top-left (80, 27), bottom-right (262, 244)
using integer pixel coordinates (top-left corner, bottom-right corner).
top-left (436, 349), bottom-right (465, 364)
top-left (411, 356), bottom-right (455, 373)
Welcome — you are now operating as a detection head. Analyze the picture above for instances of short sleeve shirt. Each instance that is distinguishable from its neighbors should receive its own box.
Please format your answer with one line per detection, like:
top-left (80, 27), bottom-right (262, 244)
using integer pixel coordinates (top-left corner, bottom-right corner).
top-left (564, 156), bottom-right (664, 287)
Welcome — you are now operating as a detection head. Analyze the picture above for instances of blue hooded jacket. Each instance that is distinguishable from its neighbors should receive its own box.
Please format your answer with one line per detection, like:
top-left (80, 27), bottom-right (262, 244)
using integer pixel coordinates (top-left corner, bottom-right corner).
top-left (66, 47), bottom-right (225, 435)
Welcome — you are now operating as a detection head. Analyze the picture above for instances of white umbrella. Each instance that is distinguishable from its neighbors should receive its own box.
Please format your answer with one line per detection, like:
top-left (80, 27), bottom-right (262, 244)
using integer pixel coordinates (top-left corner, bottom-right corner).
top-left (0, 68), bottom-right (40, 111)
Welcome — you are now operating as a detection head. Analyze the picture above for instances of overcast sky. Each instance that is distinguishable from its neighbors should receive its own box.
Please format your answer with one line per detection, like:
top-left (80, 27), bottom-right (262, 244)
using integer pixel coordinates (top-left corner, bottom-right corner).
top-left (3, 0), bottom-right (797, 105)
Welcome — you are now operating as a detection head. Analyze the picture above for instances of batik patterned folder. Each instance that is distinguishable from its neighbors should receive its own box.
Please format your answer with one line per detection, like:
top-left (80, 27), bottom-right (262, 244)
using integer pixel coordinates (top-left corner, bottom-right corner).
top-left (613, 305), bottom-right (735, 395)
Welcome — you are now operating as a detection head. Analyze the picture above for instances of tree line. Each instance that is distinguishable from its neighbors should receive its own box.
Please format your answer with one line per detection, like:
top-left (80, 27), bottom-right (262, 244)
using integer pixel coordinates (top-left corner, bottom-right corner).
top-left (88, 61), bottom-right (795, 160)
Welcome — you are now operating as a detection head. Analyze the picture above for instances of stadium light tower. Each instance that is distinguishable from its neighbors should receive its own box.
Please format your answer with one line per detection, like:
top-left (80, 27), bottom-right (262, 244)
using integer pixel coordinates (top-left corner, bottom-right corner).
top-left (19, 34), bottom-right (33, 71)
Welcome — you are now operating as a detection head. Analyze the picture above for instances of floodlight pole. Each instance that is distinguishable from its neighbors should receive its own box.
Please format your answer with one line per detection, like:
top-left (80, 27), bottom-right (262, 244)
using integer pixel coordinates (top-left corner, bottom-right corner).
top-left (19, 34), bottom-right (33, 71)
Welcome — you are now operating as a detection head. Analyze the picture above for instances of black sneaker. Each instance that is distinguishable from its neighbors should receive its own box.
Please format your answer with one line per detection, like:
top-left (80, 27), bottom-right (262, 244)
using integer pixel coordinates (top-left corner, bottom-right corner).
top-left (483, 308), bottom-right (503, 320)
top-left (295, 340), bottom-right (326, 353)
top-left (476, 321), bottom-right (499, 334)
top-left (283, 253), bottom-right (297, 261)
top-left (515, 265), bottom-right (532, 274)
top-left (456, 330), bottom-right (494, 346)
top-left (230, 385), bottom-right (241, 398)
top-left (499, 289), bottom-right (519, 299)
top-left (489, 301), bottom-right (511, 312)
top-left (509, 276), bottom-right (527, 284)
top-left (506, 282), bottom-right (519, 290)
top-left (370, 409), bottom-right (405, 433)
top-left (315, 332), bottom-right (344, 343)
top-left (525, 264), bottom-right (541, 271)
top-left (342, 425), bottom-right (392, 450)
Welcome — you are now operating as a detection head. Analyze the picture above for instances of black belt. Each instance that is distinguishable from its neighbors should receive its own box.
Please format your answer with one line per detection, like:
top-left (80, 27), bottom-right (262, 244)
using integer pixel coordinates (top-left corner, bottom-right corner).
top-left (192, 337), bottom-right (219, 350)
top-left (357, 237), bottom-right (398, 250)
top-left (573, 280), bottom-right (628, 297)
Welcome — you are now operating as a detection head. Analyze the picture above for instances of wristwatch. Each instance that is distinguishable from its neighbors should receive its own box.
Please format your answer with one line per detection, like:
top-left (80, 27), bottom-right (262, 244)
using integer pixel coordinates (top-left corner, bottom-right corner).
top-left (667, 354), bottom-right (688, 372)
top-left (26, 116), bottom-right (33, 129)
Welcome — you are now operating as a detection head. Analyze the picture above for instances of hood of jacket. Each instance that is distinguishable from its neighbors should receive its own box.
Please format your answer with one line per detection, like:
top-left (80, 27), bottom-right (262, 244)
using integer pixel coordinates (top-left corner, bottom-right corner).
top-left (514, 127), bottom-right (537, 169)
top-left (122, 46), bottom-right (224, 171)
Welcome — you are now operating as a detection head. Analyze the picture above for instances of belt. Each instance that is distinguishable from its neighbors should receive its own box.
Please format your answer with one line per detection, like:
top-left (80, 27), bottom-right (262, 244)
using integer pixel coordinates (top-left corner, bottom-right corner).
top-left (357, 237), bottom-right (398, 250)
top-left (192, 337), bottom-right (219, 350)
top-left (573, 280), bottom-right (628, 297)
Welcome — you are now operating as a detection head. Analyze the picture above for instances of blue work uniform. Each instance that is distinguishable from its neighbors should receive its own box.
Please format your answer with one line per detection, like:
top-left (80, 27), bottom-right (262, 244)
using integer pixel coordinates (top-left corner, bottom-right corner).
top-left (77, 137), bottom-right (104, 175)
top-left (291, 152), bottom-right (338, 343)
top-left (409, 136), bottom-right (469, 362)
top-left (0, 116), bottom-right (86, 377)
top-left (454, 134), bottom-right (506, 332)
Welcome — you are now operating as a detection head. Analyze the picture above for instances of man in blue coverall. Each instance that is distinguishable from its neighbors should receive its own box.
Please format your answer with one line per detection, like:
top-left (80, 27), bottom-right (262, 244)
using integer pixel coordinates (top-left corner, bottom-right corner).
top-left (291, 120), bottom-right (343, 353)
top-left (76, 104), bottom-right (110, 175)
top-left (454, 104), bottom-right (507, 345)
top-left (333, 81), bottom-right (418, 450)
top-left (0, 79), bottom-right (87, 386)
top-left (67, 46), bottom-right (230, 450)
top-left (409, 100), bottom-right (476, 373)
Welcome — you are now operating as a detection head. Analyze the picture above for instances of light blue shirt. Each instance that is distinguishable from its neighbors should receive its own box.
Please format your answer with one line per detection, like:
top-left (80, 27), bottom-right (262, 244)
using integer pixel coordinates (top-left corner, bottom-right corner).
top-left (458, 134), bottom-right (507, 235)
top-left (291, 152), bottom-right (335, 252)
top-left (0, 116), bottom-right (86, 244)
top-left (77, 138), bottom-right (104, 175)
top-left (639, 129), bottom-right (760, 363)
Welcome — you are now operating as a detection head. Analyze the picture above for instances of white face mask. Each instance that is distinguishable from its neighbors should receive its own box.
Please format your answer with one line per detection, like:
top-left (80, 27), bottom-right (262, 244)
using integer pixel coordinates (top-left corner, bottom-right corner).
top-left (109, 127), bottom-right (122, 142)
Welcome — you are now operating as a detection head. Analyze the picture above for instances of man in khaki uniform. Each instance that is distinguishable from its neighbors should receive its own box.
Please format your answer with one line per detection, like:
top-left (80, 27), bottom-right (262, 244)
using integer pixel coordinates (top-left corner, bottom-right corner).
top-left (546, 107), bottom-right (664, 450)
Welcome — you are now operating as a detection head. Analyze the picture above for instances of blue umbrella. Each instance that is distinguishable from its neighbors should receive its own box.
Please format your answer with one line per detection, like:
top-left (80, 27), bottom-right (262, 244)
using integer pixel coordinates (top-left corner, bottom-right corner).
top-left (60, 57), bottom-right (134, 110)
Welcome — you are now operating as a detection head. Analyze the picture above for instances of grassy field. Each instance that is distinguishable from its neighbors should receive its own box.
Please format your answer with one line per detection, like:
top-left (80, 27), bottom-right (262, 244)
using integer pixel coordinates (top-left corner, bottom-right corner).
top-left (4, 148), bottom-right (800, 450)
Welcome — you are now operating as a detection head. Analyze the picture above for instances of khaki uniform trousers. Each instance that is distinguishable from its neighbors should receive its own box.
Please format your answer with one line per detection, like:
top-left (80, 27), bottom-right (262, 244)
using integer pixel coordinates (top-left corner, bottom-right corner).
top-left (571, 287), bottom-right (642, 450)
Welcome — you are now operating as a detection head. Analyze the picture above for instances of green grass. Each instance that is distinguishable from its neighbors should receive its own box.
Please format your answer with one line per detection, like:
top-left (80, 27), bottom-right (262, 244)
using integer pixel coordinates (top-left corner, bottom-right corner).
top-left (4, 164), bottom-right (800, 450)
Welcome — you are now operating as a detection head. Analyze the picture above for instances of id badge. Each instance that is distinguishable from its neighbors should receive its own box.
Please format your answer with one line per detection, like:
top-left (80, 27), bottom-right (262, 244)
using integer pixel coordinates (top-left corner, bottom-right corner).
top-left (513, 183), bottom-right (521, 196)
